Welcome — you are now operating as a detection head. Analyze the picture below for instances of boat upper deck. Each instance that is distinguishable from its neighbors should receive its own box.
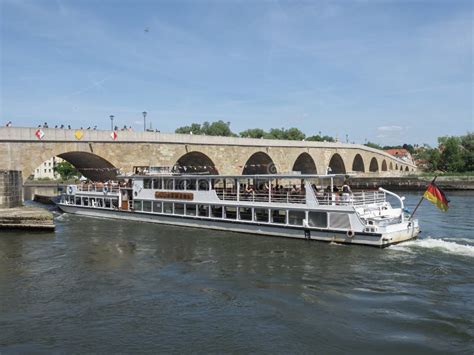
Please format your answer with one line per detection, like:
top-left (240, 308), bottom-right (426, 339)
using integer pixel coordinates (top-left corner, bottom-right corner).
top-left (73, 171), bottom-right (388, 209)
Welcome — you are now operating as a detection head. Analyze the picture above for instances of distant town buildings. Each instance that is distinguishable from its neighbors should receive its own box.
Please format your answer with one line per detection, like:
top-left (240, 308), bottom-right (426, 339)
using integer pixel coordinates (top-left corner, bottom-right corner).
top-left (34, 157), bottom-right (64, 180)
top-left (384, 148), bottom-right (414, 164)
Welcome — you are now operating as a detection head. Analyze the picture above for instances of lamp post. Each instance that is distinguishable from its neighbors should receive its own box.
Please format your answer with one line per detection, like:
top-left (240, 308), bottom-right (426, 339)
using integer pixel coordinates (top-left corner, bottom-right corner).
top-left (142, 111), bottom-right (147, 132)
top-left (110, 115), bottom-right (114, 130)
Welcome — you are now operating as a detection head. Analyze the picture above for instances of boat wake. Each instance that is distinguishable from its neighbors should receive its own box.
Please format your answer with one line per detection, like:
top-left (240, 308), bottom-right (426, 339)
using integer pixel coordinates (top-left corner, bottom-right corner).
top-left (390, 237), bottom-right (474, 258)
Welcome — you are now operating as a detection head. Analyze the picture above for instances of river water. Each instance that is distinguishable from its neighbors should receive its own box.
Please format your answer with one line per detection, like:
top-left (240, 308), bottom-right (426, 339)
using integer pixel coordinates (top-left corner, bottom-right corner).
top-left (1, 191), bottom-right (473, 353)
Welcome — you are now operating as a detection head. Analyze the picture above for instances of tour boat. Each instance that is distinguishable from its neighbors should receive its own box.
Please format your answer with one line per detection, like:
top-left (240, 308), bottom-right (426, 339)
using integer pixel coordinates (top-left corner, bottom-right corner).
top-left (57, 167), bottom-right (420, 248)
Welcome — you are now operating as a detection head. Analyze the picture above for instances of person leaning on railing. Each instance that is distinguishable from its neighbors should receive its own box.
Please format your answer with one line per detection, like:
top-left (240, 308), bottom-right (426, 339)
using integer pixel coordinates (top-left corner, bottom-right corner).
top-left (341, 184), bottom-right (352, 204)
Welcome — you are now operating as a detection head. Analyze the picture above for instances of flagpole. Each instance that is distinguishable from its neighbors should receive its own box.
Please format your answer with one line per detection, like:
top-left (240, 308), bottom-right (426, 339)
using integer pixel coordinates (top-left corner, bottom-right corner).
top-left (409, 176), bottom-right (437, 221)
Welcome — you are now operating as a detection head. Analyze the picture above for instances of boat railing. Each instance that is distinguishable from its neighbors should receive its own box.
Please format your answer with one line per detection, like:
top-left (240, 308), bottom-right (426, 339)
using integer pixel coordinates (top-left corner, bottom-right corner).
top-left (76, 184), bottom-right (121, 193)
top-left (215, 188), bottom-right (385, 206)
top-left (314, 191), bottom-right (386, 206)
top-left (215, 188), bottom-right (306, 204)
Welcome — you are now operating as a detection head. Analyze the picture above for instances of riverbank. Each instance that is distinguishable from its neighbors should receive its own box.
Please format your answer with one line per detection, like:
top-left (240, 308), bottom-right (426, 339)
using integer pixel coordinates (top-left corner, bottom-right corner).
top-left (350, 175), bottom-right (474, 191)
top-left (0, 206), bottom-right (55, 231)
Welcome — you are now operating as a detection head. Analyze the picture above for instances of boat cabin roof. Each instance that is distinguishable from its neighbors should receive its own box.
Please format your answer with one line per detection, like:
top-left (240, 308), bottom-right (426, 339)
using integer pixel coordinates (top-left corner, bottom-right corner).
top-left (118, 173), bottom-right (352, 180)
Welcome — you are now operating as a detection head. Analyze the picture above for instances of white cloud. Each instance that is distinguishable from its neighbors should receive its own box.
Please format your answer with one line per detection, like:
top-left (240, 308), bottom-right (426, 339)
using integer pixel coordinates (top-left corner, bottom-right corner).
top-left (377, 126), bottom-right (403, 132)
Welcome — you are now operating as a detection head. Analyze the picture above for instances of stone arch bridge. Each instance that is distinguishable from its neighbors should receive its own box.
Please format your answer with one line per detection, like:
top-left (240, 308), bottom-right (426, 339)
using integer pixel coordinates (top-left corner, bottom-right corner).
top-left (0, 127), bottom-right (416, 182)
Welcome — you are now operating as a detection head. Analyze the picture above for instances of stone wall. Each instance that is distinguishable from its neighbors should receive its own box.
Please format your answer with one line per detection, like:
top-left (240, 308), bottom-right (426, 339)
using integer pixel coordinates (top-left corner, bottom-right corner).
top-left (0, 170), bottom-right (22, 208)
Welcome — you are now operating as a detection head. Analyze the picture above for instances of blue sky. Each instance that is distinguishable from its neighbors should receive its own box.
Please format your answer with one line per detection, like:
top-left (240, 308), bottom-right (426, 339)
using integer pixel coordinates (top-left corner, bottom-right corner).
top-left (1, 0), bottom-right (472, 145)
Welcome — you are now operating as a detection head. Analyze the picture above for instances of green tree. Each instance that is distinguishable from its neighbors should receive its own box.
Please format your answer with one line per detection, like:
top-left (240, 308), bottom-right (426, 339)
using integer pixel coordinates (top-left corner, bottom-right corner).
top-left (53, 161), bottom-right (79, 181)
top-left (439, 136), bottom-right (464, 172)
top-left (263, 127), bottom-right (305, 140)
top-left (427, 148), bottom-right (441, 171)
top-left (175, 123), bottom-right (202, 134)
top-left (460, 132), bottom-right (474, 172)
top-left (402, 144), bottom-right (415, 155)
top-left (285, 127), bottom-right (306, 141)
top-left (365, 141), bottom-right (383, 150)
top-left (202, 120), bottom-right (236, 136)
top-left (240, 128), bottom-right (266, 138)
top-left (306, 134), bottom-right (335, 142)
top-left (264, 128), bottom-right (286, 140)
top-left (175, 121), bottom-right (236, 136)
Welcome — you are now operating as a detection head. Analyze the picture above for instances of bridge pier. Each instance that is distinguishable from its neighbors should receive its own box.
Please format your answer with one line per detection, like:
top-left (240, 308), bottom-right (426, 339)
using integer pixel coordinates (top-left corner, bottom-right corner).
top-left (0, 170), bottom-right (22, 208)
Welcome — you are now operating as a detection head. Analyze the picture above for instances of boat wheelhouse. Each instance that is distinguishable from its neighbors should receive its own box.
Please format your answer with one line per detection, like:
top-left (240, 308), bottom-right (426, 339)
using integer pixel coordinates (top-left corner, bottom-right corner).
top-left (58, 169), bottom-right (419, 247)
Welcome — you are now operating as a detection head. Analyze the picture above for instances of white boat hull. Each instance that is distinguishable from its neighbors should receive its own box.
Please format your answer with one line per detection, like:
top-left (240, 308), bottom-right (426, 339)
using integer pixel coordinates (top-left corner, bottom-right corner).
top-left (57, 204), bottom-right (419, 248)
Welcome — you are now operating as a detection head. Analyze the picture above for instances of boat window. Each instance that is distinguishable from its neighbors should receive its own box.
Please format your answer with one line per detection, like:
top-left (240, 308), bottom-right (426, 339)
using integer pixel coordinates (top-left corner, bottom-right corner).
top-left (198, 205), bottom-right (209, 217)
top-left (308, 212), bottom-right (327, 228)
top-left (239, 207), bottom-right (253, 221)
top-left (186, 204), bottom-right (197, 216)
top-left (271, 210), bottom-right (286, 224)
top-left (105, 198), bottom-right (111, 208)
top-left (75, 196), bottom-right (81, 205)
top-left (198, 179), bottom-right (209, 191)
top-left (112, 199), bottom-right (119, 208)
top-left (97, 198), bottom-right (104, 208)
top-left (211, 206), bottom-right (223, 218)
top-left (174, 203), bottom-right (185, 215)
top-left (143, 200), bottom-right (152, 212)
top-left (163, 202), bottom-right (173, 214)
top-left (288, 210), bottom-right (305, 225)
top-left (153, 178), bottom-right (162, 190)
top-left (329, 213), bottom-right (351, 229)
top-left (163, 178), bottom-right (174, 190)
top-left (134, 200), bottom-right (142, 211)
top-left (82, 197), bottom-right (89, 206)
top-left (224, 206), bottom-right (237, 219)
top-left (143, 179), bottom-right (152, 189)
top-left (175, 179), bottom-right (186, 190)
top-left (254, 208), bottom-right (269, 222)
top-left (153, 201), bottom-right (162, 213)
top-left (186, 179), bottom-right (196, 191)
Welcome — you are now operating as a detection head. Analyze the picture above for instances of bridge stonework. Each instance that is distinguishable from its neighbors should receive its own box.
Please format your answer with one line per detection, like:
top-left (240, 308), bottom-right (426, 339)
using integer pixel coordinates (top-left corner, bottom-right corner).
top-left (0, 127), bottom-right (417, 182)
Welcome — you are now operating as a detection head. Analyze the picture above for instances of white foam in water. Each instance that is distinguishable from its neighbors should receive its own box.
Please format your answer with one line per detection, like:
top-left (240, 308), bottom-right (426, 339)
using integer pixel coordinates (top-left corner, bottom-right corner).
top-left (390, 237), bottom-right (474, 258)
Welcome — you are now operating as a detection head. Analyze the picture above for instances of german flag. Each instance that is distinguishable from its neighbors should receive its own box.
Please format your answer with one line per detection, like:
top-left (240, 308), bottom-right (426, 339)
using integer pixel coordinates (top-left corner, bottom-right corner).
top-left (423, 182), bottom-right (449, 212)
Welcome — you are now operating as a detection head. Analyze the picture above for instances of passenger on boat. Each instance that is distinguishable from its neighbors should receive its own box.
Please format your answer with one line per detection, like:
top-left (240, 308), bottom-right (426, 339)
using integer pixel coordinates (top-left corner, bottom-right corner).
top-left (341, 184), bottom-right (352, 203)
top-left (324, 186), bottom-right (333, 204)
top-left (244, 184), bottom-right (255, 195)
top-left (291, 184), bottom-right (300, 194)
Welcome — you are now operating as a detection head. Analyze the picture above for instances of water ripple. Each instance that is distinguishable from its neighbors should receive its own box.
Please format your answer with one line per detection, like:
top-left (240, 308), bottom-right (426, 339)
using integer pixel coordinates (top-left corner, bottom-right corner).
top-left (390, 237), bottom-right (474, 258)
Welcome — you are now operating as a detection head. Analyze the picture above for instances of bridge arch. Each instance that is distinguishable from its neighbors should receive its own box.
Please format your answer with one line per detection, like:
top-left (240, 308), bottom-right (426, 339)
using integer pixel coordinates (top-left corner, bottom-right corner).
top-left (242, 152), bottom-right (277, 175)
top-left (292, 153), bottom-right (317, 174)
top-left (405, 166), bottom-right (410, 172)
top-left (328, 153), bottom-right (346, 174)
top-left (400, 165), bottom-right (403, 171)
top-left (381, 160), bottom-right (388, 171)
top-left (175, 151), bottom-right (218, 174)
top-left (369, 157), bottom-right (379, 172)
top-left (53, 151), bottom-right (119, 182)
top-left (26, 150), bottom-right (118, 182)
top-left (389, 162), bottom-right (393, 170)
top-left (352, 154), bottom-right (365, 172)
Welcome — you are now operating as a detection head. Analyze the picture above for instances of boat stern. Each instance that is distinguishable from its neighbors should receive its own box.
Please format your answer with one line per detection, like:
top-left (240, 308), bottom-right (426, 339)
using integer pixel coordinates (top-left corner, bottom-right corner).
top-left (379, 219), bottom-right (420, 247)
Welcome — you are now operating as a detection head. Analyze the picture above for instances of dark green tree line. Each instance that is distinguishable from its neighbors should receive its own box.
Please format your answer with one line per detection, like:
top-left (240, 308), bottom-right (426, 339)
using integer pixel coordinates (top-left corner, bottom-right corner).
top-left (416, 133), bottom-right (473, 173)
top-left (175, 121), bottom-right (335, 142)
